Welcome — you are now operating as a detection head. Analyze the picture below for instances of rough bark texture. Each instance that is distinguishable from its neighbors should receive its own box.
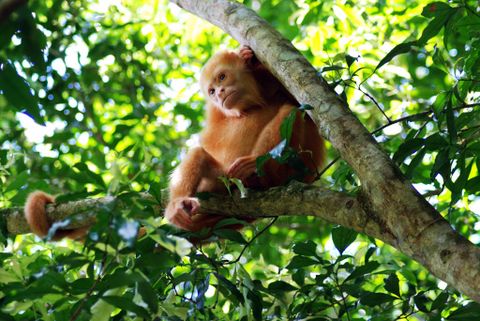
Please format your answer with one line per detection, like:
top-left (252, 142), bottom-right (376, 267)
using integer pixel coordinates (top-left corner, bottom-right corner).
top-left (3, 184), bottom-right (382, 240)
top-left (168, 0), bottom-right (480, 301)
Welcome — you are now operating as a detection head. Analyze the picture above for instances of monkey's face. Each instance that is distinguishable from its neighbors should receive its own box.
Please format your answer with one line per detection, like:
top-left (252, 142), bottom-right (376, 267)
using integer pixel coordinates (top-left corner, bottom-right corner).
top-left (200, 52), bottom-right (265, 115)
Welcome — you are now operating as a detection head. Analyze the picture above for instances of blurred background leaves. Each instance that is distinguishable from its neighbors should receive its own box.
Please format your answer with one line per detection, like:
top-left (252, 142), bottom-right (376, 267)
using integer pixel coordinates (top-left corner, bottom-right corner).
top-left (0, 0), bottom-right (479, 320)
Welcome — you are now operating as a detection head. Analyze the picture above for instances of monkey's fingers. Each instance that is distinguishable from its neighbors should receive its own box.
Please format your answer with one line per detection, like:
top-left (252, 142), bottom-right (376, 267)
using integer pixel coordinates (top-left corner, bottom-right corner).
top-left (239, 46), bottom-right (254, 63)
top-left (171, 210), bottom-right (196, 231)
top-left (181, 198), bottom-right (200, 215)
top-left (191, 213), bottom-right (221, 227)
top-left (228, 156), bottom-right (257, 180)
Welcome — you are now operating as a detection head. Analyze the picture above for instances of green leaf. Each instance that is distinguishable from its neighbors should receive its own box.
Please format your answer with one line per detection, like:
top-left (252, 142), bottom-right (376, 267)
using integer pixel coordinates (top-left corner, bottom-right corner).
top-left (19, 9), bottom-right (47, 71)
top-left (101, 295), bottom-right (150, 318)
top-left (332, 226), bottom-right (358, 254)
top-left (393, 138), bottom-right (425, 164)
top-left (5, 171), bottom-right (29, 192)
top-left (364, 247), bottom-right (376, 263)
top-left (215, 273), bottom-right (244, 304)
top-left (431, 148), bottom-right (450, 180)
top-left (319, 65), bottom-right (345, 73)
top-left (268, 281), bottom-right (298, 292)
top-left (447, 302), bottom-right (480, 321)
top-left (213, 229), bottom-right (247, 244)
top-left (375, 41), bottom-right (417, 71)
top-left (247, 290), bottom-right (263, 321)
top-left (431, 292), bottom-right (449, 311)
top-left (213, 217), bottom-right (248, 229)
top-left (405, 148), bottom-right (426, 178)
top-left (421, 2), bottom-right (453, 18)
top-left (414, 293), bottom-right (430, 313)
top-left (292, 269), bottom-right (305, 286)
top-left (280, 110), bottom-right (296, 143)
top-left (0, 60), bottom-right (42, 124)
top-left (137, 281), bottom-right (158, 313)
top-left (69, 278), bottom-right (95, 295)
top-left (346, 54), bottom-right (357, 67)
top-left (418, 8), bottom-right (455, 45)
top-left (345, 261), bottom-right (380, 282)
top-left (425, 133), bottom-right (448, 151)
top-left (230, 177), bottom-right (247, 198)
top-left (292, 240), bottom-right (317, 257)
top-left (360, 292), bottom-right (397, 307)
top-left (286, 256), bottom-right (319, 269)
top-left (74, 163), bottom-right (106, 189)
top-left (384, 273), bottom-right (400, 297)
top-left (96, 270), bottom-right (143, 293)
top-left (256, 154), bottom-right (271, 176)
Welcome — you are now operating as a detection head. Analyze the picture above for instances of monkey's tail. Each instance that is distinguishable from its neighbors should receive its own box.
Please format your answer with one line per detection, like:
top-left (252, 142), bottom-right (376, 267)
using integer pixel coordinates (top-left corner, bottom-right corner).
top-left (24, 191), bottom-right (90, 240)
top-left (25, 191), bottom-right (55, 238)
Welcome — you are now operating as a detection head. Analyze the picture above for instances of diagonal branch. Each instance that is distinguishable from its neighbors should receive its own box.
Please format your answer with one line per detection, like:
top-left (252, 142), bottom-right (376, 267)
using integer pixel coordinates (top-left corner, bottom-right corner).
top-left (169, 0), bottom-right (480, 302)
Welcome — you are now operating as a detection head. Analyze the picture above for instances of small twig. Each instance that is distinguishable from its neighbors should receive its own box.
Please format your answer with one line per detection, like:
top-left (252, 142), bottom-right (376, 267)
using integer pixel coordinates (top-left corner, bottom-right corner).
top-left (371, 111), bottom-right (431, 135)
top-left (69, 235), bottom-right (113, 321)
top-left (317, 156), bottom-right (341, 177)
top-left (357, 85), bottom-right (392, 123)
top-left (226, 217), bottom-right (278, 265)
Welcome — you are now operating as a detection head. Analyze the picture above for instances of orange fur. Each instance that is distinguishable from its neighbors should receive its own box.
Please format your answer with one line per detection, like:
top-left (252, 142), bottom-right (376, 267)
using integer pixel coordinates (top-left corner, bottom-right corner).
top-left (165, 46), bottom-right (325, 232)
top-left (24, 191), bottom-right (89, 240)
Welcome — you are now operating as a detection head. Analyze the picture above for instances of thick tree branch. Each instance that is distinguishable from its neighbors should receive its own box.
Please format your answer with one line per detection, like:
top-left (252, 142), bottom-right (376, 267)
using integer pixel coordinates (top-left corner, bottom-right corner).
top-left (1, 183), bottom-right (392, 245)
top-left (169, 0), bottom-right (480, 301)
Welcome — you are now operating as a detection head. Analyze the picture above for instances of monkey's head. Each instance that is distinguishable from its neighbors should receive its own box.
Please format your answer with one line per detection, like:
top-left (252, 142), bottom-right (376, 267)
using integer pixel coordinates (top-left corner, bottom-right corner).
top-left (200, 51), bottom-right (266, 116)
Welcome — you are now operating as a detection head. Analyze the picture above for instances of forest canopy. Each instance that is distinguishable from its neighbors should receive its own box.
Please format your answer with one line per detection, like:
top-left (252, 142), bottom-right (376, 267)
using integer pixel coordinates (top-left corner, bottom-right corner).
top-left (0, 0), bottom-right (480, 320)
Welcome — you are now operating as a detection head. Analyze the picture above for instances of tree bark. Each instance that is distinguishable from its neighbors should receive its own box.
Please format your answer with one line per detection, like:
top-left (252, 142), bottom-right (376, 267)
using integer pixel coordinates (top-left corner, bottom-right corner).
top-left (168, 0), bottom-right (480, 302)
top-left (2, 184), bottom-right (388, 243)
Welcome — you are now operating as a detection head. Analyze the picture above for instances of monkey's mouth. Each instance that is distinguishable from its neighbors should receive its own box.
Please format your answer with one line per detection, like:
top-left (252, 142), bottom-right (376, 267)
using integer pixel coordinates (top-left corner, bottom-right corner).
top-left (222, 91), bottom-right (236, 108)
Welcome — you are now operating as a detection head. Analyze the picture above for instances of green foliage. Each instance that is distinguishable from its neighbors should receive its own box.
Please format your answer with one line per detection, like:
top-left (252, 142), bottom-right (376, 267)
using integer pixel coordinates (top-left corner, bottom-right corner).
top-left (0, 0), bottom-right (479, 320)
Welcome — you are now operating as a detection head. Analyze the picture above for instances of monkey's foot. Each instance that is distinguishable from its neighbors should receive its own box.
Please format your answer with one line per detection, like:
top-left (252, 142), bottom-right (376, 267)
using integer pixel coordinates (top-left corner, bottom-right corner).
top-left (165, 197), bottom-right (200, 231)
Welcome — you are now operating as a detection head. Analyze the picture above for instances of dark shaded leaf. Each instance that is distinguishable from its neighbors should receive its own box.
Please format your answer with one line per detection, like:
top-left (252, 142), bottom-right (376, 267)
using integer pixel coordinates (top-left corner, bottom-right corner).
top-left (286, 256), bottom-right (319, 269)
top-left (247, 289), bottom-right (263, 321)
top-left (447, 302), bottom-right (480, 321)
top-left (0, 60), bottom-right (41, 124)
top-left (280, 110), bottom-right (296, 143)
top-left (384, 273), bottom-right (400, 297)
top-left (293, 240), bottom-right (317, 257)
top-left (268, 281), bottom-right (298, 292)
top-left (332, 226), bottom-right (358, 254)
top-left (345, 261), bottom-right (380, 282)
top-left (213, 229), bottom-right (247, 244)
top-left (375, 41), bottom-right (417, 71)
top-left (360, 292), bottom-right (397, 306)
top-left (215, 273), bottom-right (244, 304)
top-left (102, 295), bottom-right (150, 318)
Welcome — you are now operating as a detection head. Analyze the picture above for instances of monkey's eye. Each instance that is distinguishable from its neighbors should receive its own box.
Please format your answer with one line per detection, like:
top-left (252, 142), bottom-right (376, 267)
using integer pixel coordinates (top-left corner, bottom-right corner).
top-left (209, 88), bottom-right (215, 96)
top-left (219, 73), bottom-right (226, 81)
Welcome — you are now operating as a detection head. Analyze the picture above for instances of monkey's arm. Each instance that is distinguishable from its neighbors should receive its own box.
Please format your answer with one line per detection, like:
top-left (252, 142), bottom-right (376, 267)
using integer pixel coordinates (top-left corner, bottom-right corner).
top-left (166, 147), bottom-right (225, 231)
top-left (227, 104), bottom-right (294, 180)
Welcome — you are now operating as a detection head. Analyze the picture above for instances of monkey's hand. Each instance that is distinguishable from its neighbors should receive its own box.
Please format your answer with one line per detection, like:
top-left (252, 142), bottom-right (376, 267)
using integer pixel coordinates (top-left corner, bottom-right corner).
top-left (239, 45), bottom-right (254, 61)
top-left (165, 197), bottom-right (201, 231)
top-left (239, 45), bottom-right (262, 68)
top-left (227, 155), bottom-right (257, 181)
